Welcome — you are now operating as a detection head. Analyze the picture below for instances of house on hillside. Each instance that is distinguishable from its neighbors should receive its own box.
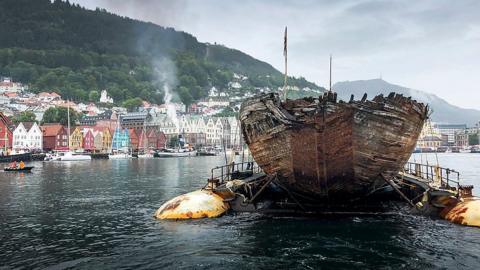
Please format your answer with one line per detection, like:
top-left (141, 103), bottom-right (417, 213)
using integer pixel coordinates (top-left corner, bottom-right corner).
top-left (41, 124), bottom-right (68, 151)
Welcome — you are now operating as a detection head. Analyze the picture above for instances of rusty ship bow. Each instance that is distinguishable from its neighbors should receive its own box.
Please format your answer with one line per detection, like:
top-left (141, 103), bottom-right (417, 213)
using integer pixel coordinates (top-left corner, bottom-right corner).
top-left (240, 92), bottom-right (428, 204)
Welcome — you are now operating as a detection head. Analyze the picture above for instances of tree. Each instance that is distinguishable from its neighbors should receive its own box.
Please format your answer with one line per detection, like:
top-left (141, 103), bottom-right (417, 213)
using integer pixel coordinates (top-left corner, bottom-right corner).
top-left (88, 90), bottom-right (99, 102)
top-left (12, 111), bottom-right (37, 124)
top-left (42, 107), bottom-right (78, 127)
top-left (122, 97), bottom-right (143, 112)
top-left (177, 86), bottom-right (193, 107)
top-left (469, 134), bottom-right (479, 146)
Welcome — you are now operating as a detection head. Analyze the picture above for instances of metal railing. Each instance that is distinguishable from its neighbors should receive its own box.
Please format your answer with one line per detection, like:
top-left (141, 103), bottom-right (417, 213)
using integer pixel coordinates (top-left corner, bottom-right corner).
top-left (209, 161), bottom-right (263, 184)
top-left (403, 162), bottom-right (460, 190)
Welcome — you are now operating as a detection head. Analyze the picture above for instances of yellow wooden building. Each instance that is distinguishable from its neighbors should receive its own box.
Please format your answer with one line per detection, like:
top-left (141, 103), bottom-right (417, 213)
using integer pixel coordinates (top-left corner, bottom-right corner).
top-left (102, 128), bottom-right (112, 152)
top-left (69, 127), bottom-right (83, 150)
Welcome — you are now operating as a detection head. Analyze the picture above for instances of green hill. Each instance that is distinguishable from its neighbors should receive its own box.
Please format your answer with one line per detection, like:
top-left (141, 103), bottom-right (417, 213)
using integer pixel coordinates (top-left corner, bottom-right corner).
top-left (0, 0), bottom-right (323, 105)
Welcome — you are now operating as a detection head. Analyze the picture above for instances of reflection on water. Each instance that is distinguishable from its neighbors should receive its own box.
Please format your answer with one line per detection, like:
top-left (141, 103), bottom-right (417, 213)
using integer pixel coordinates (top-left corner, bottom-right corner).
top-left (1, 155), bottom-right (479, 269)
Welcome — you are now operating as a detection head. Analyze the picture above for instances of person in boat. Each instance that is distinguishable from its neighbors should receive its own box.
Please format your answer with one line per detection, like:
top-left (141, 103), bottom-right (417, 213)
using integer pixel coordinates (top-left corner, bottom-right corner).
top-left (19, 161), bottom-right (25, 169)
top-left (9, 161), bottom-right (17, 169)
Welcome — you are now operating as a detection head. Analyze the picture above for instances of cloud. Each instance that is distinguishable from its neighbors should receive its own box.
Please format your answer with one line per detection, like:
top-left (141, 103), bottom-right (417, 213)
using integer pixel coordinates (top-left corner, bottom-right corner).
top-left (73, 0), bottom-right (480, 109)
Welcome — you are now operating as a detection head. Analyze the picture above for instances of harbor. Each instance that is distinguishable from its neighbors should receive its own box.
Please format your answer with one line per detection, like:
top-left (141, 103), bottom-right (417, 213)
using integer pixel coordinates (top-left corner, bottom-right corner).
top-left (1, 155), bottom-right (479, 269)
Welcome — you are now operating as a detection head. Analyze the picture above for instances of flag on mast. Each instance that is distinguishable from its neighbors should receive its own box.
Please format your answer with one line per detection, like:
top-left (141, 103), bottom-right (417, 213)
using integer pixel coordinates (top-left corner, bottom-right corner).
top-left (282, 26), bottom-right (288, 100)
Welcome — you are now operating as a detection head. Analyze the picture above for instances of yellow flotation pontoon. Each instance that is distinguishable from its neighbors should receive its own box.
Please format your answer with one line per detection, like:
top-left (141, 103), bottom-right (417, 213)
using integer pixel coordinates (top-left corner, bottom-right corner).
top-left (155, 189), bottom-right (229, 220)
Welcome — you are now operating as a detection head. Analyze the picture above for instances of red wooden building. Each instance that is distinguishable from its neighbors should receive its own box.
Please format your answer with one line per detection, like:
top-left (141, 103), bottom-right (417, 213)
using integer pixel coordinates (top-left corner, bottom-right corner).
top-left (0, 112), bottom-right (13, 150)
top-left (82, 129), bottom-right (95, 151)
top-left (41, 124), bottom-right (68, 151)
top-left (129, 129), bottom-right (139, 151)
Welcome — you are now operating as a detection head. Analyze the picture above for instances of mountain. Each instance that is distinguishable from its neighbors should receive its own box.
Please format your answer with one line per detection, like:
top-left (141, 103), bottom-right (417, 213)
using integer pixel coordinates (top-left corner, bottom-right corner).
top-left (333, 79), bottom-right (480, 126)
top-left (0, 0), bottom-right (323, 105)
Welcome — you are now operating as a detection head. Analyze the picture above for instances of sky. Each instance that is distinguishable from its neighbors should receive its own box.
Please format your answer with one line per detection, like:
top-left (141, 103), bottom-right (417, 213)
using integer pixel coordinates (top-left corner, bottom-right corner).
top-left (72, 0), bottom-right (480, 109)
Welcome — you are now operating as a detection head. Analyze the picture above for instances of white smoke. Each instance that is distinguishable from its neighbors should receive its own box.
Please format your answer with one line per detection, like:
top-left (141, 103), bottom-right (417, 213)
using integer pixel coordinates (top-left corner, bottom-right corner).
top-left (152, 57), bottom-right (179, 129)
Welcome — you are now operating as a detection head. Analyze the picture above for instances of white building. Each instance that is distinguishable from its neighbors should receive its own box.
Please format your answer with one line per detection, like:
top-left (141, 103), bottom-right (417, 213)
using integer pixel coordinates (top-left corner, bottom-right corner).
top-left (197, 97), bottom-right (230, 108)
top-left (100, 90), bottom-right (114, 103)
top-left (12, 122), bottom-right (42, 151)
top-left (0, 77), bottom-right (26, 93)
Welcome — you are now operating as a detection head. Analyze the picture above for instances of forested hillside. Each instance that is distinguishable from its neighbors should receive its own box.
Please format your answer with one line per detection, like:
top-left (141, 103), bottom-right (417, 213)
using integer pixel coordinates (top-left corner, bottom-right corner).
top-left (0, 0), bottom-right (322, 105)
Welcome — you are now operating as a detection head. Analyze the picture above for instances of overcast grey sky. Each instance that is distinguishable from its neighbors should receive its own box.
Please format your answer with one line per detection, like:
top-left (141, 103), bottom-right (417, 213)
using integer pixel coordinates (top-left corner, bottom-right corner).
top-left (73, 0), bottom-right (480, 109)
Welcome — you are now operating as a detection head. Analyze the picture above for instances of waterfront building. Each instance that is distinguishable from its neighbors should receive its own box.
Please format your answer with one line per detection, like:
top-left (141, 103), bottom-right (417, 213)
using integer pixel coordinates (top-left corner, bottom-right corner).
top-left (435, 124), bottom-right (467, 146)
top-left (120, 112), bottom-right (149, 129)
top-left (417, 135), bottom-right (443, 149)
top-left (93, 130), bottom-right (103, 152)
top-left (183, 133), bottom-right (206, 147)
top-left (69, 127), bottom-right (83, 150)
top-left (12, 122), bottom-right (42, 151)
top-left (129, 129), bottom-right (139, 151)
top-left (0, 112), bottom-right (13, 151)
top-left (82, 129), bottom-right (95, 152)
top-left (146, 128), bottom-right (159, 149)
top-left (455, 131), bottom-right (469, 147)
top-left (79, 110), bottom-right (113, 126)
top-left (41, 124), bottom-right (68, 151)
top-left (101, 128), bottom-right (112, 151)
top-left (111, 128), bottom-right (130, 151)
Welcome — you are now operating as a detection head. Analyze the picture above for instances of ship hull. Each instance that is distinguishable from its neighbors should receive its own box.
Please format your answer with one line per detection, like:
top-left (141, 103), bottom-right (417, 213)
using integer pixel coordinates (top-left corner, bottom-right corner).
top-left (240, 92), bottom-right (428, 202)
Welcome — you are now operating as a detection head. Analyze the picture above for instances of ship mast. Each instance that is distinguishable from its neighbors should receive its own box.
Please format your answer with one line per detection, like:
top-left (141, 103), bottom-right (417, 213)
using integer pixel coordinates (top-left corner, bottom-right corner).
top-left (67, 100), bottom-right (71, 150)
top-left (329, 54), bottom-right (332, 92)
top-left (282, 26), bottom-right (288, 100)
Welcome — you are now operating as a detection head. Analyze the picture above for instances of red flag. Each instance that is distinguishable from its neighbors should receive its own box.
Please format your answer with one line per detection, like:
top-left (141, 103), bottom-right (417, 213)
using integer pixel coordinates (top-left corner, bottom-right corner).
top-left (283, 26), bottom-right (287, 57)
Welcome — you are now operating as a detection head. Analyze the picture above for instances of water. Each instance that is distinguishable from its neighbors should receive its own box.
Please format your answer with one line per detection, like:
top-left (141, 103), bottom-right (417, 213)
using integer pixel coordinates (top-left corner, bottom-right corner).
top-left (1, 155), bottom-right (479, 269)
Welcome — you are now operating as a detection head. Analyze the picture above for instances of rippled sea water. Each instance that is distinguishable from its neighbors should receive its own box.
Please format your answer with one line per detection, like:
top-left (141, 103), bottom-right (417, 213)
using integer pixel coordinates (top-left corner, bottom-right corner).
top-left (1, 154), bottom-right (479, 269)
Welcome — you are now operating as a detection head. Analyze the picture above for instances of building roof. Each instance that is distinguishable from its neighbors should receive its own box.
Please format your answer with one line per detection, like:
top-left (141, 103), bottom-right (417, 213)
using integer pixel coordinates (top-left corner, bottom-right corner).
top-left (41, 124), bottom-right (64, 136)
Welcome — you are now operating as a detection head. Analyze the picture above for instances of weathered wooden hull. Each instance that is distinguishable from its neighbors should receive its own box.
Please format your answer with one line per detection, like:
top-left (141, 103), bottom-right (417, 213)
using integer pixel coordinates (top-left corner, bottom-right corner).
top-left (240, 92), bottom-right (428, 202)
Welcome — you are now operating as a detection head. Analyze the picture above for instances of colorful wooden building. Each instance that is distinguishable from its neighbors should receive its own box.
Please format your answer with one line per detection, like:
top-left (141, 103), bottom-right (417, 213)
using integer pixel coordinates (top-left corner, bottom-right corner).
top-left (69, 127), bottom-right (83, 150)
top-left (82, 129), bottom-right (95, 152)
top-left (0, 112), bottom-right (13, 151)
top-left (41, 124), bottom-right (68, 151)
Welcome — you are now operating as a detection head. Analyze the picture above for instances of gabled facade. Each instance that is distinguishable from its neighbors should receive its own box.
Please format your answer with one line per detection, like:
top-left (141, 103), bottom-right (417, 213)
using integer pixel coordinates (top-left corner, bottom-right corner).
top-left (93, 131), bottom-right (103, 152)
top-left (12, 122), bottom-right (28, 151)
top-left (0, 112), bottom-right (13, 150)
top-left (13, 122), bottom-right (42, 151)
top-left (102, 128), bottom-right (112, 151)
top-left (82, 129), bottom-right (95, 151)
top-left (129, 129), bottom-right (139, 151)
top-left (69, 127), bottom-right (83, 150)
top-left (41, 124), bottom-right (68, 151)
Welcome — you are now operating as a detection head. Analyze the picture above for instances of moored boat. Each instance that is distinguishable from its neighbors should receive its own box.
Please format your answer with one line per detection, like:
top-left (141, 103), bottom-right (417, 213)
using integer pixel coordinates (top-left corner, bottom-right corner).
top-left (156, 148), bottom-right (197, 157)
top-left (240, 91), bottom-right (428, 202)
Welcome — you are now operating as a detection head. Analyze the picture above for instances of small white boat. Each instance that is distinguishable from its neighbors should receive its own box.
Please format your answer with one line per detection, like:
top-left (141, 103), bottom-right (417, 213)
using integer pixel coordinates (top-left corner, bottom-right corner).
top-left (50, 151), bottom-right (91, 161)
top-left (109, 153), bottom-right (132, 159)
top-left (138, 153), bottom-right (154, 158)
top-left (156, 149), bottom-right (197, 157)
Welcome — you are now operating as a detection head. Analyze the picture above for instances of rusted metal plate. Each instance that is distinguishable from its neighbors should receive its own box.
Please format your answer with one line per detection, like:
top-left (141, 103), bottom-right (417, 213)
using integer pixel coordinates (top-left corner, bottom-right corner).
top-left (440, 198), bottom-right (480, 227)
top-left (155, 190), bottom-right (229, 219)
top-left (240, 92), bottom-right (427, 202)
